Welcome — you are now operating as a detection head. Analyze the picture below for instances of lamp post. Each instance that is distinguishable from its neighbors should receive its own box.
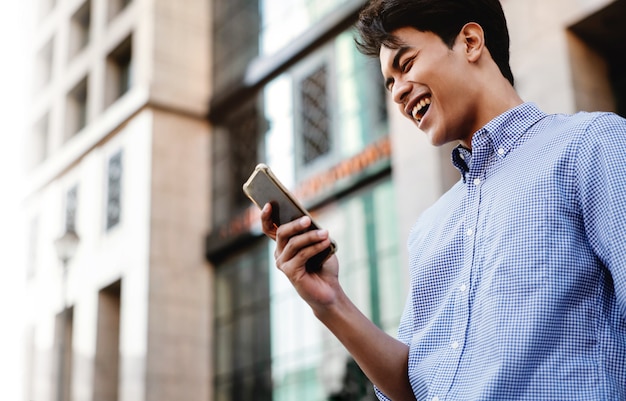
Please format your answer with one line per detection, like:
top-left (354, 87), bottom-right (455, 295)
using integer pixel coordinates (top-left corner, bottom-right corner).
top-left (54, 228), bottom-right (80, 401)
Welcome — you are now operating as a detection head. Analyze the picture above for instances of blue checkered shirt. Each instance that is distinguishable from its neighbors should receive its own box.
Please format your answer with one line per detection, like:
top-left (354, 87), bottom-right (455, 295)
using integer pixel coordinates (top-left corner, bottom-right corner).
top-left (376, 103), bottom-right (626, 400)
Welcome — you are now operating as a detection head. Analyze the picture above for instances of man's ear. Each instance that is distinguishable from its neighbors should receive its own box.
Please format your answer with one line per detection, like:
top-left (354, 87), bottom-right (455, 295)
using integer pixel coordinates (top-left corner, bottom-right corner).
top-left (460, 22), bottom-right (485, 63)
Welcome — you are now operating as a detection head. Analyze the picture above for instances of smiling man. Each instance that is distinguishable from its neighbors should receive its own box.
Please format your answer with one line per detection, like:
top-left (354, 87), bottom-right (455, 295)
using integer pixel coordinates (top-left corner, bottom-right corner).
top-left (378, 24), bottom-right (522, 148)
top-left (261, 0), bottom-right (626, 400)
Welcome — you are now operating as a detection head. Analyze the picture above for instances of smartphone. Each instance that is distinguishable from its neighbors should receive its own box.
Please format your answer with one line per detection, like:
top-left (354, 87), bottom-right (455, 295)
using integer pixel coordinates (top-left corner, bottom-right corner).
top-left (242, 163), bottom-right (337, 273)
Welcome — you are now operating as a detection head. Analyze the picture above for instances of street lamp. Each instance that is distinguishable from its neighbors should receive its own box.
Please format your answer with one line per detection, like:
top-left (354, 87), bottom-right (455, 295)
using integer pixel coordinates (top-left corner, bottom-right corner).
top-left (54, 229), bottom-right (80, 266)
top-left (53, 228), bottom-right (80, 401)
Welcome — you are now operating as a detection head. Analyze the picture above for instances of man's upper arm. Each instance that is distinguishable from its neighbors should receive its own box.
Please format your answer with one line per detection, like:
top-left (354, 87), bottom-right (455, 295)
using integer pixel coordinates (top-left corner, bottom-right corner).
top-left (575, 113), bottom-right (626, 316)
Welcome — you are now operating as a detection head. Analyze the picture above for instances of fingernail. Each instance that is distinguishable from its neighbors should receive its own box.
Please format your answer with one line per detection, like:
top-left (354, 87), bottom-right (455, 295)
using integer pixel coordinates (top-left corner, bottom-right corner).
top-left (317, 229), bottom-right (328, 238)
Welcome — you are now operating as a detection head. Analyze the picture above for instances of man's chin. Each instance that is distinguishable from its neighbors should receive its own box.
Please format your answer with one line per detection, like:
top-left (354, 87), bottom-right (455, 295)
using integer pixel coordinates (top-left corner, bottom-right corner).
top-left (420, 127), bottom-right (438, 145)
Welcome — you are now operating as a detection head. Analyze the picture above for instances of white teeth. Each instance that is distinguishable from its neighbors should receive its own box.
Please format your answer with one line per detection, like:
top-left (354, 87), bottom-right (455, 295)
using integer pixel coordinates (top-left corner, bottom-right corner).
top-left (412, 97), bottom-right (432, 121)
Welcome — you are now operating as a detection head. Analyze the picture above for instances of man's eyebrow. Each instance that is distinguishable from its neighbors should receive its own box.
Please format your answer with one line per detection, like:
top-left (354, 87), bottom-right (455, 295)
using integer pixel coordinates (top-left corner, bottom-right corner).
top-left (384, 46), bottom-right (411, 90)
top-left (392, 46), bottom-right (411, 70)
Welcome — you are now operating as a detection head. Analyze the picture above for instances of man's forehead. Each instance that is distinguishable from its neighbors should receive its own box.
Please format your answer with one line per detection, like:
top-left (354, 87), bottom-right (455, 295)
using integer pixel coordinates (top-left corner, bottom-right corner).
top-left (379, 44), bottom-right (396, 60)
top-left (379, 46), bottom-right (396, 74)
top-left (379, 41), bottom-right (410, 66)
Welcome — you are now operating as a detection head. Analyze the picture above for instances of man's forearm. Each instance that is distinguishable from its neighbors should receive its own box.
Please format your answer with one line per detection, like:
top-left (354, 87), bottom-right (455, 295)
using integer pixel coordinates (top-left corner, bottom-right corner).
top-left (313, 292), bottom-right (416, 401)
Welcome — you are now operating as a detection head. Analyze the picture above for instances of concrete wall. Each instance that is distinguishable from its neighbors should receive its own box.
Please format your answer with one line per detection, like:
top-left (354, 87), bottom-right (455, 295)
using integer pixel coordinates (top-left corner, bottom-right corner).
top-left (145, 109), bottom-right (211, 401)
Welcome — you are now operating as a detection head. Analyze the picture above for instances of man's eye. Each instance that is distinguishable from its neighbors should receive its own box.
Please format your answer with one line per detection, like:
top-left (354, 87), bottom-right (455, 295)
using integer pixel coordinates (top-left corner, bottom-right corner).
top-left (401, 59), bottom-right (412, 73)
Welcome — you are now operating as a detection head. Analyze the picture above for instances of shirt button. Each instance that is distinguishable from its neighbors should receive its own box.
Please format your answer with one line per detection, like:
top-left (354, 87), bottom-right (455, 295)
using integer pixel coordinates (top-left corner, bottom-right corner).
top-left (466, 228), bottom-right (474, 236)
top-left (451, 341), bottom-right (460, 349)
top-left (460, 284), bottom-right (467, 292)
top-left (498, 148), bottom-right (505, 155)
top-left (473, 178), bottom-right (481, 186)
top-left (432, 397), bottom-right (440, 401)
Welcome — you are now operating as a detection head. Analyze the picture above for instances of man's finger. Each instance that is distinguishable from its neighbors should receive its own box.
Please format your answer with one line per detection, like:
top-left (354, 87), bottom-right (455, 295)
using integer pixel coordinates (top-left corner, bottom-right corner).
top-left (261, 203), bottom-right (278, 240)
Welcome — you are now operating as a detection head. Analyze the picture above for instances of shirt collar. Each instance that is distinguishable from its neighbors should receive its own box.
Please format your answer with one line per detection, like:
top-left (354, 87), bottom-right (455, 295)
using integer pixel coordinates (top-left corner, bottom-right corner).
top-left (451, 102), bottom-right (547, 181)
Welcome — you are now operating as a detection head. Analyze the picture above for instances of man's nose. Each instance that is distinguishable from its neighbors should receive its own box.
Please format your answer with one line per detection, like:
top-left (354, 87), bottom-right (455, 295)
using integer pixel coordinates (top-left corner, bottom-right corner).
top-left (392, 79), bottom-right (411, 105)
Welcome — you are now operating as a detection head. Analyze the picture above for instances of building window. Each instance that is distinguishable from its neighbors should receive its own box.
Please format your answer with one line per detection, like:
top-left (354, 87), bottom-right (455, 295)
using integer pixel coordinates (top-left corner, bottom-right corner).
top-left (264, 30), bottom-right (387, 181)
top-left (106, 151), bottom-right (123, 230)
top-left (64, 185), bottom-right (78, 232)
top-left (69, 1), bottom-right (91, 59)
top-left (298, 63), bottom-right (332, 165)
top-left (214, 241), bottom-right (272, 401)
top-left (105, 36), bottom-right (132, 108)
top-left (212, 0), bottom-right (261, 95)
top-left (65, 76), bottom-right (89, 139)
top-left (54, 306), bottom-right (74, 401)
top-left (94, 280), bottom-right (121, 401)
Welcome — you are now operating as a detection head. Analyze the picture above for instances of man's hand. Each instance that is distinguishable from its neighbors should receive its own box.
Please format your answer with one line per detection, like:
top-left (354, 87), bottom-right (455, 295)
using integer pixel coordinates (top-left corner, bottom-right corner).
top-left (261, 203), bottom-right (340, 311)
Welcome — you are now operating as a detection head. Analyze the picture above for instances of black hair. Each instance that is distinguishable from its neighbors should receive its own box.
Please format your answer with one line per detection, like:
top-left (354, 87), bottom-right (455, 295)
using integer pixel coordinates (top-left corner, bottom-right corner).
top-left (355, 0), bottom-right (515, 86)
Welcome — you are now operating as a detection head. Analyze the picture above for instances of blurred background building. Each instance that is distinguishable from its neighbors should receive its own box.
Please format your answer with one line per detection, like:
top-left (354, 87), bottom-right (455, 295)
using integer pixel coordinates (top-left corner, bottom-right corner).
top-left (20, 0), bottom-right (625, 400)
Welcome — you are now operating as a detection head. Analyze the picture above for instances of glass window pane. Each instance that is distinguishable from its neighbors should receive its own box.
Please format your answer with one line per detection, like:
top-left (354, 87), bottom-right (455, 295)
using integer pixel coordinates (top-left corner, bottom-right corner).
top-left (214, 322), bottom-right (233, 376)
top-left (213, 241), bottom-right (272, 400)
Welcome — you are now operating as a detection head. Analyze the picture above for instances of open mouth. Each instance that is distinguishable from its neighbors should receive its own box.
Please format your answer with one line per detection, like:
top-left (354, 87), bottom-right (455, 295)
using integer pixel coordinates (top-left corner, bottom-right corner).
top-left (412, 96), bottom-right (432, 124)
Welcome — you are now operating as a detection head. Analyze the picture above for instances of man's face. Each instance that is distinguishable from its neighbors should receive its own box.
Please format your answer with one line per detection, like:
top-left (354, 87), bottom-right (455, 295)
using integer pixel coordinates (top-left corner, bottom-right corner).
top-left (380, 27), bottom-right (478, 148)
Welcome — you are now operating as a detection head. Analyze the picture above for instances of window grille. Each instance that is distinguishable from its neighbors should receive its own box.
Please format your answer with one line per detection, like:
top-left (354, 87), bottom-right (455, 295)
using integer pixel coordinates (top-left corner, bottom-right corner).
top-left (299, 64), bottom-right (331, 165)
top-left (106, 151), bottom-right (123, 230)
top-left (65, 185), bottom-right (78, 232)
